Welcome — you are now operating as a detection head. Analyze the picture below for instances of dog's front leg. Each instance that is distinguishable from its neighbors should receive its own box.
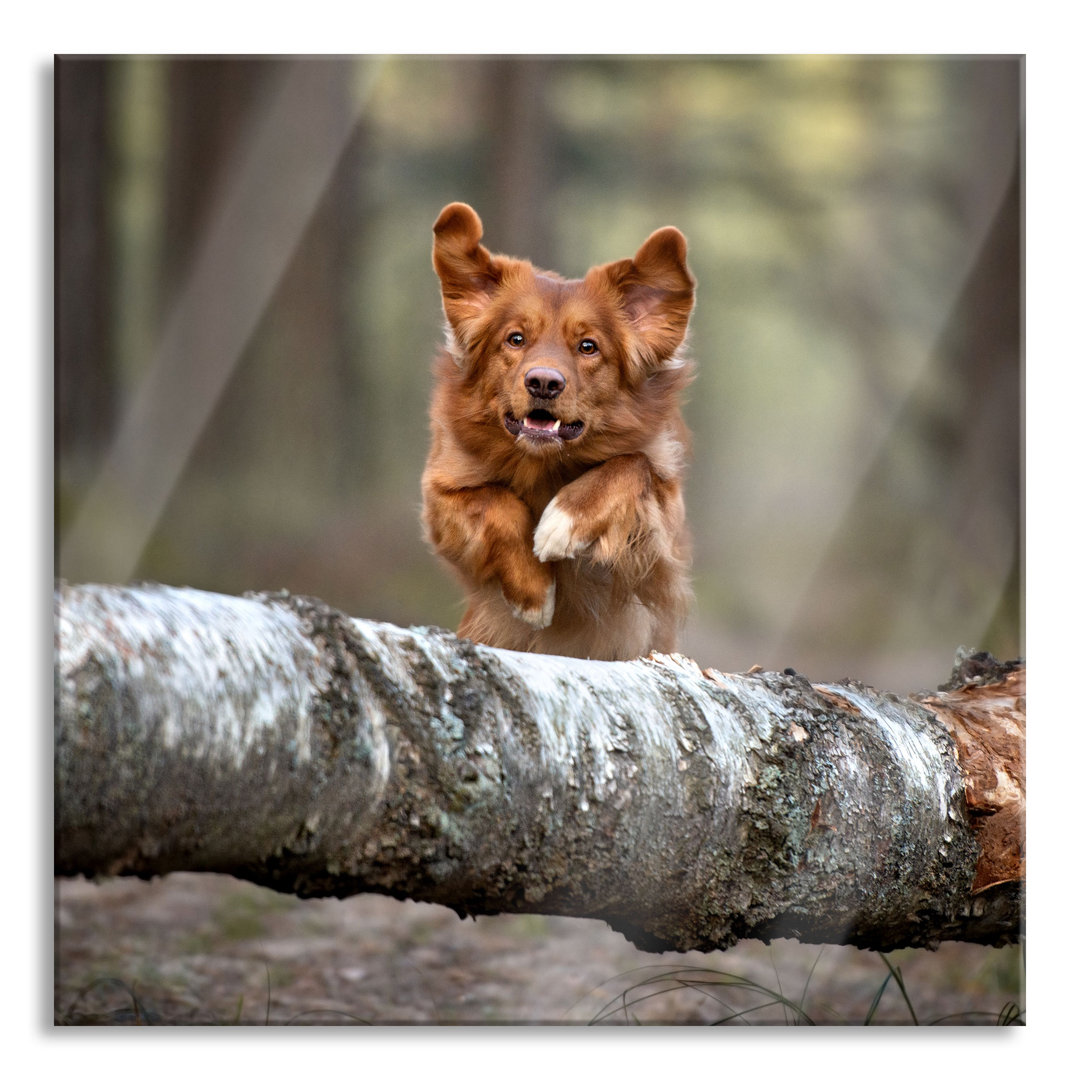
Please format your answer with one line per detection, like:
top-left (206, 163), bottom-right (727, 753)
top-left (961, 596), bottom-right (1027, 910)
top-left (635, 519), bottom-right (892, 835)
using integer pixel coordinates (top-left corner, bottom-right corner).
top-left (424, 484), bottom-right (556, 628)
top-left (533, 453), bottom-right (678, 573)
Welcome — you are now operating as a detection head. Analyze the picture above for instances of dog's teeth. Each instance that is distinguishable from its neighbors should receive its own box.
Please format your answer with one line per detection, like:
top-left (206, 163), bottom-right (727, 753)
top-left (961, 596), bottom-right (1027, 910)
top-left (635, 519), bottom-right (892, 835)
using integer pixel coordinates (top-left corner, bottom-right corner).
top-left (553, 420), bottom-right (561, 432)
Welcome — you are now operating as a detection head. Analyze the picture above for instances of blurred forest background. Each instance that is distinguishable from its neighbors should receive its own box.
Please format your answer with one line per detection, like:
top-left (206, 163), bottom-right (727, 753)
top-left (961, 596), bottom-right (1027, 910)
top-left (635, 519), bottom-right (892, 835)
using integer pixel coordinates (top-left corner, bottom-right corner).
top-left (55, 54), bottom-right (1022, 695)
top-left (54, 54), bottom-right (1023, 1027)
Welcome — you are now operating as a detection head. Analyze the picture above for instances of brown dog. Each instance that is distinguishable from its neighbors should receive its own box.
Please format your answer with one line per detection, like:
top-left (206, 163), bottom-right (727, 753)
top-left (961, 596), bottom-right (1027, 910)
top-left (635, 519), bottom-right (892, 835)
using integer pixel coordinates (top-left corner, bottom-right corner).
top-left (422, 202), bottom-right (695, 660)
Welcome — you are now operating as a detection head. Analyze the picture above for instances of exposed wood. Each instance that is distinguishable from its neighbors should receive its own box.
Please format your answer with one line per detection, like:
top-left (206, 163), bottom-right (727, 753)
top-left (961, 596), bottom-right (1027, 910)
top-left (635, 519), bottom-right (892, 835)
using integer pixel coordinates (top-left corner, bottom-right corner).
top-left (919, 654), bottom-right (1025, 894)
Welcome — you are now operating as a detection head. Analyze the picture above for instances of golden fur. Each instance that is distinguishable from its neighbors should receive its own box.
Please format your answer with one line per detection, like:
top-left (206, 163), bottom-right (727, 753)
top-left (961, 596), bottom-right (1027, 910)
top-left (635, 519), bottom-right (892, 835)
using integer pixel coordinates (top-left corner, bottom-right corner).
top-left (422, 202), bottom-right (695, 660)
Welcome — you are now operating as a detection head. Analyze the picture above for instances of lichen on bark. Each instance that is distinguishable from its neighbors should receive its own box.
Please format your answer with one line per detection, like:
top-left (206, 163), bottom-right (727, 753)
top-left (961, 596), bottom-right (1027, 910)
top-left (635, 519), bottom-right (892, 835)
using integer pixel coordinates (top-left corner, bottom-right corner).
top-left (55, 583), bottom-right (1023, 953)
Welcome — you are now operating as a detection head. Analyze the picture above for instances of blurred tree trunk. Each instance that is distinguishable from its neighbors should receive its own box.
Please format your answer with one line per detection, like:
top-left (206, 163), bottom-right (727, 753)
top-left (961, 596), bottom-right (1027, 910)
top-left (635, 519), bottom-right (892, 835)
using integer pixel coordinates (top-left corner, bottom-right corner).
top-left (58, 59), bottom-right (367, 586)
top-left (162, 59), bottom-right (286, 294)
top-left (55, 58), bottom-right (116, 486)
top-left (480, 58), bottom-right (556, 267)
top-left (258, 83), bottom-right (369, 494)
top-left (917, 59), bottom-right (1021, 655)
top-left (160, 59), bottom-right (286, 469)
top-left (56, 582), bottom-right (1023, 955)
top-left (931, 149), bottom-right (1021, 653)
top-left (161, 58), bottom-right (367, 490)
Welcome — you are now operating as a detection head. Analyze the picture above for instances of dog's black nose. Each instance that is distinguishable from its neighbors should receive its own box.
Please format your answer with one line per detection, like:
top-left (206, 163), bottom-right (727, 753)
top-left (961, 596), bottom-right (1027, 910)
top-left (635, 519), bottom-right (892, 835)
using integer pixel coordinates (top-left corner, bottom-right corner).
top-left (524, 367), bottom-right (565, 399)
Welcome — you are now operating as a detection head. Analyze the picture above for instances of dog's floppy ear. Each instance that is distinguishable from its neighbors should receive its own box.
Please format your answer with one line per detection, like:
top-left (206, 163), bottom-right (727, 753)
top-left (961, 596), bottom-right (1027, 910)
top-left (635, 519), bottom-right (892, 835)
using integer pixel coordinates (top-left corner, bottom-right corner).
top-left (597, 226), bottom-right (695, 373)
top-left (432, 203), bottom-right (502, 334)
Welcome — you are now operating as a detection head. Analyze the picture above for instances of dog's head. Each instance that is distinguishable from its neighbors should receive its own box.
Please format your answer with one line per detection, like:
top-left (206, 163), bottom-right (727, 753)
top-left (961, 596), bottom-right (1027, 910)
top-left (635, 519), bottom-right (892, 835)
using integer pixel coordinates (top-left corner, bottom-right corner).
top-left (432, 202), bottom-right (694, 459)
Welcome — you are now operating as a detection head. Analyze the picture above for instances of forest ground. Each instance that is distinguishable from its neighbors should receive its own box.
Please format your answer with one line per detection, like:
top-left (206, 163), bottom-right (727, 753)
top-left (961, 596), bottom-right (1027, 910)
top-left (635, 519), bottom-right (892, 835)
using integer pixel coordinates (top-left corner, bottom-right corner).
top-left (54, 872), bottom-right (1023, 1026)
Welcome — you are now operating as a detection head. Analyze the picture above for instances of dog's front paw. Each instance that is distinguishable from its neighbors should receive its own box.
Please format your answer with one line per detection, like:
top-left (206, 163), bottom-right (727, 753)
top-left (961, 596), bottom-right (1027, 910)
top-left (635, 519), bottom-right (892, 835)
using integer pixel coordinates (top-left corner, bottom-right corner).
top-left (508, 579), bottom-right (556, 629)
top-left (534, 499), bottom-right (587, 563)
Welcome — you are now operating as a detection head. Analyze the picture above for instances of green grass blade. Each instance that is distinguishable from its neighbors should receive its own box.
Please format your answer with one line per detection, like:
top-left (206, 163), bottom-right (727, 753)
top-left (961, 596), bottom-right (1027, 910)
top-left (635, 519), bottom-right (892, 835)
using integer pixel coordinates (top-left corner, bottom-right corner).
top-left (877, 953), bottom-right (919, 1025)
top-left (863, 970), bottom-right (893, 1025)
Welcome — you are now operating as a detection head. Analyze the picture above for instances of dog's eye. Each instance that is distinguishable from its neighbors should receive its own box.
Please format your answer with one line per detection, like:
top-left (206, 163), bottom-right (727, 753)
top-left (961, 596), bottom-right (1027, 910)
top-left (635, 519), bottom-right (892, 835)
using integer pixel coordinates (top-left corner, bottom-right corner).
top-left (506, 332), bottom-right (526, 348)
top-left (578, 339), bottom-right (598, 355)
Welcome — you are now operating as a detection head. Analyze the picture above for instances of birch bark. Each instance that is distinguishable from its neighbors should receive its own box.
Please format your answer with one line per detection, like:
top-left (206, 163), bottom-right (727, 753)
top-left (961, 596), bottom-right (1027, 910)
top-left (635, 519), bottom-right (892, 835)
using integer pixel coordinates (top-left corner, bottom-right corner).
top-left (54, 583), bottom-right (1023, 952)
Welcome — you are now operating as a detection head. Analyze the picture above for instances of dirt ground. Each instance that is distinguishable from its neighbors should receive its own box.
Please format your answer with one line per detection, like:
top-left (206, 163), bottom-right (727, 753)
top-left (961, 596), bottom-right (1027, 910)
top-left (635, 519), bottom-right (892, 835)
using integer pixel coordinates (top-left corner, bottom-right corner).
top-left (54, 873), bottom-right (1024, 1026)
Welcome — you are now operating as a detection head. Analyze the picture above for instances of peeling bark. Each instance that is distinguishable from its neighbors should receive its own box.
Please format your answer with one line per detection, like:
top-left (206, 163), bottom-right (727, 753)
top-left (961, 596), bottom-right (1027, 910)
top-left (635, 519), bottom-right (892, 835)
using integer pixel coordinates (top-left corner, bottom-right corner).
top-left (54, 583), bottom-right (1024, 953)
top-left (920, 654), bottom-right (1025, 894)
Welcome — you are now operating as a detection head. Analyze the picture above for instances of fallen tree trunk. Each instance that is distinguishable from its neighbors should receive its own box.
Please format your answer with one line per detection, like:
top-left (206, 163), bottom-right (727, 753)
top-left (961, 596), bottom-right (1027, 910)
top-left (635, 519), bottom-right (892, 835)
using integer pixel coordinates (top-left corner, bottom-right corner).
top-left (54, 582), bottom-right (1024, 953)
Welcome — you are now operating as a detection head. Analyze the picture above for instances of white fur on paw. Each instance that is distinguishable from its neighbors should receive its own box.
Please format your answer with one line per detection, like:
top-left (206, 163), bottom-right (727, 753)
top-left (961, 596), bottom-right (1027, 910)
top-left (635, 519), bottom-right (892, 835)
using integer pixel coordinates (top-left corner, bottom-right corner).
top-left (534, 501), bottom-right (585, 562)
top-left (510, 580), bottom-right (556, 628)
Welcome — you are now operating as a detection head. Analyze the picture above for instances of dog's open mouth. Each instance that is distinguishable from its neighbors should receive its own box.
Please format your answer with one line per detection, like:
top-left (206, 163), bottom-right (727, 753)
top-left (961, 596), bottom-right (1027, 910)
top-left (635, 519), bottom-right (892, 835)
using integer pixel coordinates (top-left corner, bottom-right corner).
top-left (505, 410), bottom-right (585, 443)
